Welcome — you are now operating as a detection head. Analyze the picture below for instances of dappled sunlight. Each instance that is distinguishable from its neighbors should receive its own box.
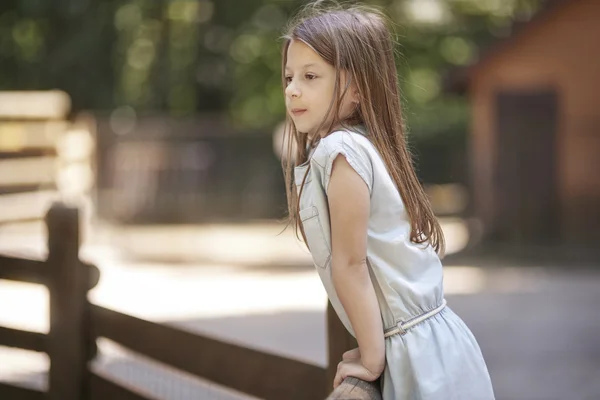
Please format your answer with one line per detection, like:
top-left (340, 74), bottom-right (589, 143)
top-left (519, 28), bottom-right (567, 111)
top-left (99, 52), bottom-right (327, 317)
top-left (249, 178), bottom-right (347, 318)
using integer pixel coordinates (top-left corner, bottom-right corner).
top-left (444, 265), bottom-right (544, 295)
top-left (0, 216), bottom-right (532, 342)
top-left (89, 264), bottom-right (327, 321)
top-left (0, 346), bottom-right (48, 388)
top-left (111, 222), bottom-right (313, 266)
top-left (98, 216), bottom-right (471, 266)
top-left (0, 280), bottom-right (48, 333)
top-left (0, 281), bottom-right (48, 387)
top-left (0, 217), bottom-right (480, 337)
top-left (440, 217), bottom-right (470, 255)
top-left (443, 266), bottom-right (486, 294)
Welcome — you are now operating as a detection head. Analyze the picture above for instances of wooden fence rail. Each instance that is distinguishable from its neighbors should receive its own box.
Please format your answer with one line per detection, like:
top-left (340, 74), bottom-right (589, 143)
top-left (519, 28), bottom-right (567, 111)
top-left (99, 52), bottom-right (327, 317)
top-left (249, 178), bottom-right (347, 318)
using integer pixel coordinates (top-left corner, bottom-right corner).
top-left (0, 326), bottom-right (46, 353)
top-left (0, 202), bottom-right (381, 400)
top-left (93, 304), bottom-right (327, 400)
top-left (0, 255), bottom-right (100, 288)
top-left (0, 255), bottom-right (47, 284)
top-left (327, 377), bottom-right (382, 400)
top-left (0, 381), bottom-right (44, 400)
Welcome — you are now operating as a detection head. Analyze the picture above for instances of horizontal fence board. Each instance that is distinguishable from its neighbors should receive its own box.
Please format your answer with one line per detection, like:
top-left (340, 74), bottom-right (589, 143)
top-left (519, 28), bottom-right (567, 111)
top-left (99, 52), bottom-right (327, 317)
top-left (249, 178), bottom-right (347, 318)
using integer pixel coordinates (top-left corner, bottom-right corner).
top-left (0, 156), bottom-right (55, 186)
top-left (0, 183), bottom-right (56, 196)
top-left (92, 305), bottom-right (327, 400)
top-left (0, 148), bottom-right (57, 159)
top-left (0, 190), bottom-right (58, 224)
top-left (0, 216), bottom-right (45, 226)
top-left (0, 91), bottom-right (70, 119)
top-left (89, 373), bottom-right (151, 400)
top-left (0, 255), bottom-right (100, 290)
top-left (0, 326), bottom-right (46, 352)
top-left (0, 120), bottom-right (66, 150)
top-left (0, 255), bottom-right (46, 284)
top-left (0, 381), bottom-right (44, 400)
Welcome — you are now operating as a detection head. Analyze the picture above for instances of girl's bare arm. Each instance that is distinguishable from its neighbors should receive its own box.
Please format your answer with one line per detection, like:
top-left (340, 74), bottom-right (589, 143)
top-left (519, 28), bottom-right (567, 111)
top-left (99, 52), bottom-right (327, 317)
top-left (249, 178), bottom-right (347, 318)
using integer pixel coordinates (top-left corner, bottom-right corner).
top-left (327, 154), bottom-right (385, 376)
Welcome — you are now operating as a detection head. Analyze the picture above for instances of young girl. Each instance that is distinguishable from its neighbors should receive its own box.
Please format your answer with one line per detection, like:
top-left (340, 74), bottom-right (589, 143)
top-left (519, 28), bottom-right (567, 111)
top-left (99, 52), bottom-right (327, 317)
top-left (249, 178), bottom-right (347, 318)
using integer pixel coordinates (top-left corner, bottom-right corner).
top-left (280, 2), bottom-right (495, 399)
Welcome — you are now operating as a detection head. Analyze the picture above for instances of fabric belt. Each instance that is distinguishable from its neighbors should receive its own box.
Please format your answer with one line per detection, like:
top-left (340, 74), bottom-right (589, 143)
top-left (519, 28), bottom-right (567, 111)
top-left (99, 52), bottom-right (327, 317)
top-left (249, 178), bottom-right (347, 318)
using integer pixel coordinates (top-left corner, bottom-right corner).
top-left (384, 299), bottom-right (447, 339)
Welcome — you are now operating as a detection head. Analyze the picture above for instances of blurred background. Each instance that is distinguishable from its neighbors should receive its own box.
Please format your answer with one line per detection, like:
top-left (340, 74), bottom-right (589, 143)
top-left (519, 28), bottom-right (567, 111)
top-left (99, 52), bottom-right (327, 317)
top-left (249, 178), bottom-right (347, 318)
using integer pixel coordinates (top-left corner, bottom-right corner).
top-left (0, 0), bottom-right (599, 399)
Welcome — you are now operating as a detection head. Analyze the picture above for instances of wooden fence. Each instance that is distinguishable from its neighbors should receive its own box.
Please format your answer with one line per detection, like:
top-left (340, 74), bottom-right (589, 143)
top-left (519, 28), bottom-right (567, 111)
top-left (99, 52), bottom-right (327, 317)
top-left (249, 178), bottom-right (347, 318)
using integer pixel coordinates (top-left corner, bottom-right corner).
top-left (0, 203), bottom-right (381, 400)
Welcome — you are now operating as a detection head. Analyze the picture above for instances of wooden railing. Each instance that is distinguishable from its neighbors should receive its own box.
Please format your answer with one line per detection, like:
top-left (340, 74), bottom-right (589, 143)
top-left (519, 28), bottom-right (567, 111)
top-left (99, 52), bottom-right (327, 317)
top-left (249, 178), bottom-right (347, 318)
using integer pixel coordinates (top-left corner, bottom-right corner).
top-left (0, 203), bottom-right (381, 399)
top-left (327, 377), bottom-right (382, 400)
top-left (0, 204), bottom-right (97, 400)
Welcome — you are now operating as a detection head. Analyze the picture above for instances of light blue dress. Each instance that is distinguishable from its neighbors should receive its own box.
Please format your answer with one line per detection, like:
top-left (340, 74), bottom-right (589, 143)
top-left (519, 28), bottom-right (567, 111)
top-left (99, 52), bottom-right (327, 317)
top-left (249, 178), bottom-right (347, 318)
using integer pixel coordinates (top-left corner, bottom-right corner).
top-left (294, 127), bottom-right (495, 399)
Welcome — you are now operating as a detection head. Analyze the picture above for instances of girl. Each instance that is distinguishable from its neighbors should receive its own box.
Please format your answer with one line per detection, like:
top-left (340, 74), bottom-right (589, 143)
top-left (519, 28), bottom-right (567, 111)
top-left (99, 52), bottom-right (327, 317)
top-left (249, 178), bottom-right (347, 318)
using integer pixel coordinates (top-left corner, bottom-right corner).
top-left (280, 2), bottom-right (495, 399)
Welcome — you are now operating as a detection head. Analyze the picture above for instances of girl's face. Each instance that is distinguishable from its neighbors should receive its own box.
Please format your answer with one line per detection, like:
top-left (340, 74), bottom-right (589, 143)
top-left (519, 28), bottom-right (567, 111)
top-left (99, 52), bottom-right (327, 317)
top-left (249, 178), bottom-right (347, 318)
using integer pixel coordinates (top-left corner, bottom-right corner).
top-left (284, 39), bottom-right (358, 138)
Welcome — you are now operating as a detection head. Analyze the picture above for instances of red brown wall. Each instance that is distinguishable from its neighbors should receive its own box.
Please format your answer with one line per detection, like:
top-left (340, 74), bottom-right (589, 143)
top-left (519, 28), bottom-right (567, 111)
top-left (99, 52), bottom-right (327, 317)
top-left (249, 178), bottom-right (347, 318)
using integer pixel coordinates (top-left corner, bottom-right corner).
top-left (469, 0), bottom-right (600, 243)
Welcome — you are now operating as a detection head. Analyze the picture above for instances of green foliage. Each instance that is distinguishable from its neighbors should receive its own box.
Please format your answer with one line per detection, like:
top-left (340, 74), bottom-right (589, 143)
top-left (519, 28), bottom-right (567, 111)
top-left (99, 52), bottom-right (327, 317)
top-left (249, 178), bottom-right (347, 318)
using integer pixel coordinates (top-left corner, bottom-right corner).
top-left (0, 0), bottom-right (543, 131)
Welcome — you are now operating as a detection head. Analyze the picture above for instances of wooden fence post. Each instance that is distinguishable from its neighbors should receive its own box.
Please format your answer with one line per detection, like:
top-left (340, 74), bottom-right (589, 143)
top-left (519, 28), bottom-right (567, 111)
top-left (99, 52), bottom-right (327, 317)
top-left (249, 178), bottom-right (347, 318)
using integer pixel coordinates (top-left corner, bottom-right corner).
top-left (46, 203), bottom-right (91, 400)
top-left (325, 302), bottom-right (383, 399)
top-left (326, 302), bottom-right (357, 389)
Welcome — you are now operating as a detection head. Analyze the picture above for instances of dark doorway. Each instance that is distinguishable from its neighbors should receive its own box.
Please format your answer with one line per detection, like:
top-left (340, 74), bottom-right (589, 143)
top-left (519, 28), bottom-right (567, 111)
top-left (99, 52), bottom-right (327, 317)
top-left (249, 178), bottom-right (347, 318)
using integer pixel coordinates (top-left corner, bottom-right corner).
top-left (494, 90), bottom-right (559, 243)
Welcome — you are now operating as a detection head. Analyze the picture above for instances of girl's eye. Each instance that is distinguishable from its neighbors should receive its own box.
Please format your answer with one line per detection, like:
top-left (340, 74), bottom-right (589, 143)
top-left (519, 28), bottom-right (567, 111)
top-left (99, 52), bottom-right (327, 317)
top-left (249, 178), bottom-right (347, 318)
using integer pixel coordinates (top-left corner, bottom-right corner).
top-left (285, 74), bottom-right (316, 85)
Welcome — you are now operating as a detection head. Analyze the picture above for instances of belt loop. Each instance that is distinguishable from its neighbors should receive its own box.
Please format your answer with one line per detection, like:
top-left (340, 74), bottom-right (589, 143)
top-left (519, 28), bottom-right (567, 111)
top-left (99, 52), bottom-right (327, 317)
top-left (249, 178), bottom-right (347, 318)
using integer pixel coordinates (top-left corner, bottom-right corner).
top-left (396, 321), bottom-right (407, 335)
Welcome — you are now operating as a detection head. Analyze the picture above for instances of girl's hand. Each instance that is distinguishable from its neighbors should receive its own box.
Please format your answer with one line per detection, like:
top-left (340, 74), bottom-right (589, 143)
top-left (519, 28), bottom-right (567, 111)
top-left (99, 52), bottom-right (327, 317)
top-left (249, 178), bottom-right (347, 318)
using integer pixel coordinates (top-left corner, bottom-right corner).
top-left (333, 359), bottom-right (382, 389)
top-left (342, 347), bottom-right (361, 361)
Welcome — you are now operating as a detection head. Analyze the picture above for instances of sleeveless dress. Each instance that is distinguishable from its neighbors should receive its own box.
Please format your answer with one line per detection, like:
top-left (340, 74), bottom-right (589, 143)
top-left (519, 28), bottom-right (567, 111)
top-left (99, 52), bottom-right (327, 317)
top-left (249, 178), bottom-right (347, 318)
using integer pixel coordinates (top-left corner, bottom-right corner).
top-left (294, 127), bottom-right (495, 399)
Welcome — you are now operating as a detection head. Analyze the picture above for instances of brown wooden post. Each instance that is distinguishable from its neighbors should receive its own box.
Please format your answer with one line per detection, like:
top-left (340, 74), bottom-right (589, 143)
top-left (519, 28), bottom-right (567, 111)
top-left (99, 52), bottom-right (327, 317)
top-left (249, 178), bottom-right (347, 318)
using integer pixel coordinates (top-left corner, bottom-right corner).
top-left (326, 302), bottom-right (383, 399)
top-left (326, 301), bottom-right (357, 390)
top-left (326, 377), bottom-right (383, 400)
top-left (46, 203), bottom-right (90, 400)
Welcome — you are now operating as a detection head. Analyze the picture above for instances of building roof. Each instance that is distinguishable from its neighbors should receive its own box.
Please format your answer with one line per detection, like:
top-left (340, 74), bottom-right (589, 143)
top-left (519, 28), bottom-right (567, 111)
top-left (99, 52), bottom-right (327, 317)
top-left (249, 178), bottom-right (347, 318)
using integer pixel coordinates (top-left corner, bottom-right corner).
top-left (444, 0), bottom-right (577, 93)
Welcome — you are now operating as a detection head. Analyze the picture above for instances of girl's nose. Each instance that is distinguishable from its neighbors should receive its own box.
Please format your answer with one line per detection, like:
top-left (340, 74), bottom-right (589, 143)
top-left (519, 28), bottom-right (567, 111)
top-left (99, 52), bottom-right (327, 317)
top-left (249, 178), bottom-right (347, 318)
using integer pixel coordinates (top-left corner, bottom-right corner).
top-left (285, 81), bottom-right (300, 98)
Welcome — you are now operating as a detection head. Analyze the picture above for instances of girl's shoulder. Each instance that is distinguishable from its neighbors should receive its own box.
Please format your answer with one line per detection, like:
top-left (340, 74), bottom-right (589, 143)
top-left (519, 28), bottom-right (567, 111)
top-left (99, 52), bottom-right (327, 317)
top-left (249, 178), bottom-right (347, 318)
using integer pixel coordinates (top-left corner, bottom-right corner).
top-left (311, 127), bottom-right (374, 193)
top-left (313, 127), bottom-right (372, 165)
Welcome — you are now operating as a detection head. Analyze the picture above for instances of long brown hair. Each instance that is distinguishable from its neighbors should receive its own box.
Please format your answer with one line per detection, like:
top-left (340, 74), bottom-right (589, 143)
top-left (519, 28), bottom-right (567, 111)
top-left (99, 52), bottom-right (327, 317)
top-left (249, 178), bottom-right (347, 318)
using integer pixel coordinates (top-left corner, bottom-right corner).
top-left (281, 2), bottom-right (445, 255)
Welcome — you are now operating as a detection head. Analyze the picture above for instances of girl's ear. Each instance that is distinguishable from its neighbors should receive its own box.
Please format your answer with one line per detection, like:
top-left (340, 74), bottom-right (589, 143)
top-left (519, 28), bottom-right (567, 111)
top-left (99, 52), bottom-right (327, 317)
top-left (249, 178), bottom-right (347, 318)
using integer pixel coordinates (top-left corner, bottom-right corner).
top-left (351, 86), bottom-right (360, 105)
top-left (349, 75), bottom-right (360, 104)
top-left (342, 71), bottom-right (359, 104)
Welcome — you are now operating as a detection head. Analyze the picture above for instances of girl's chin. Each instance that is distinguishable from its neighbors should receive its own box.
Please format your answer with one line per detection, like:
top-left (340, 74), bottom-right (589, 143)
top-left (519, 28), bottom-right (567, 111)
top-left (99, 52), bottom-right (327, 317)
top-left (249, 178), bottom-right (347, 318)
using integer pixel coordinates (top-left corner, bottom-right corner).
top-left (292, 124), bottom-right (325, 140)
top-left (294, 127), bottom-right (316, 137)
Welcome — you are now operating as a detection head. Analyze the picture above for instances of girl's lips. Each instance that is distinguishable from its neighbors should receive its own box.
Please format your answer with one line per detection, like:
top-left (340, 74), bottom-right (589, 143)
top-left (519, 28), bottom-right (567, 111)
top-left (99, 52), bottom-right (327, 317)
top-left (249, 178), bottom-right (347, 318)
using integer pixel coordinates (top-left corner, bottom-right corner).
top-left (291, 109), bottom-right (307, 116)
